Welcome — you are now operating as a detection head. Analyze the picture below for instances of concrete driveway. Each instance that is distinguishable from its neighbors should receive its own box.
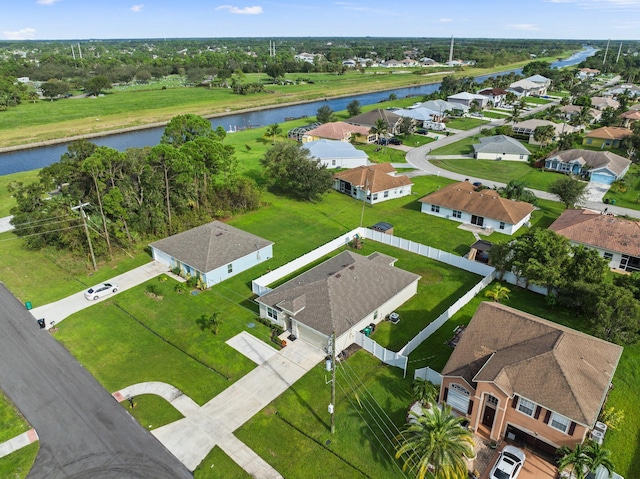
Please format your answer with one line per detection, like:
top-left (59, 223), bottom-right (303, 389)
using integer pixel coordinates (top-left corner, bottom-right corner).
top-left (30, 260), bottom-right (167, 329)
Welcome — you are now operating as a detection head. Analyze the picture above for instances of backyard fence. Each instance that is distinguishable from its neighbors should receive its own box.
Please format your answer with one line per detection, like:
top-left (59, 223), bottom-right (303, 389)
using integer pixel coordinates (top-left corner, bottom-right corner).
top-left (413, 366), bottom-right (443, 386)
top-left (500, 271), bottom-right (548, 296)
top-left (354, 331), bottom-right (408, 374)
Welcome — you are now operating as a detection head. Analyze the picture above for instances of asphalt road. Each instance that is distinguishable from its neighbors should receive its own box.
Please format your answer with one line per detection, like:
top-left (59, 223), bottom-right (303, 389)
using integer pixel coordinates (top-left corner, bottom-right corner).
top-left (0, 283), bottom-right (193, 479)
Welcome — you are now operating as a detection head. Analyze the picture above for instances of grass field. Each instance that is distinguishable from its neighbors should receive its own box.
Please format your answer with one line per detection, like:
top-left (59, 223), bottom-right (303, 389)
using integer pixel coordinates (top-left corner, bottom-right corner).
top-left (444, 117), bottom-right (490, 131)
top-left (603, 163), bottom-right (640, 210)
top-left (429, 158), bottom-right (564, 191)
top-left (0, 443), bottom-right (38, 479)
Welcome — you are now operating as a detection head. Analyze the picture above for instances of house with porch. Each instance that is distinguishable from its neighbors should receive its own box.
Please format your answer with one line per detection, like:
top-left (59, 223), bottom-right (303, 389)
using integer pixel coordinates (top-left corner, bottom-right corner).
top-left (591, 96), bottom-right (620, 111)
top-left (544, 149), bottom-right (631, 184)
top-left (440, 302), bottom-right (622, 454)
top-left (418, 181), bottom-right (534, 235)
top-left (302, 121), bottom-right (375, 144)
top-left (333, 163), bottom-right (413, 204)
top-left (511, 119), bottom-right (578, 144)
top-left (304, 139), bottom-right (369, 169)
top-left (256, 250), bottom-right (420, 351)
top-left (150, 221), bottom-right (273, 288)
top-left (583, 126), bottom-right (632, 149)
top-left (509, 79), bottom-right (546, 97)
top-left (549, 208), bottom-right (640, 273)
top-left (472, 135), bottom-right (530, 161)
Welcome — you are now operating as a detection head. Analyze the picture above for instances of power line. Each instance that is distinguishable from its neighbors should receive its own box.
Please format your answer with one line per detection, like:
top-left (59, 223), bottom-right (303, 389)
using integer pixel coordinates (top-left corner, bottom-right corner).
top-left (0, 224), bottom-right (84, 242)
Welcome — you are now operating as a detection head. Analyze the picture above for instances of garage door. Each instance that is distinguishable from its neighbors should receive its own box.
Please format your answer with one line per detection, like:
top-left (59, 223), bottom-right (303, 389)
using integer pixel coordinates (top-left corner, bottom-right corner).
top-left (446, 383), bottom-right (470, 414)
top-left (590, 173), bottom-right (615, 184)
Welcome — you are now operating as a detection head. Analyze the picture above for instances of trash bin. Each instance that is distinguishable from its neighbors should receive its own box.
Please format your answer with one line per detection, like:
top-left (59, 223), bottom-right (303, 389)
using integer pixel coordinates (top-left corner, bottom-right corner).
top-left (37, 318), bottom-right (45, 329)
top-left (611, 199), bottom-right (616, 205)
top-left (25, 301), bottom-right (32, 310)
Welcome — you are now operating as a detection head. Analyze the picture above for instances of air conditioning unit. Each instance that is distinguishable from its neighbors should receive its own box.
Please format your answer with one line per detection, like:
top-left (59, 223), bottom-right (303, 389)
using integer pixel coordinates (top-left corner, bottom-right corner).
top-left (590, 429), bottom-right (604, 445)
top-left (594, 421), bottom-right (608, 435)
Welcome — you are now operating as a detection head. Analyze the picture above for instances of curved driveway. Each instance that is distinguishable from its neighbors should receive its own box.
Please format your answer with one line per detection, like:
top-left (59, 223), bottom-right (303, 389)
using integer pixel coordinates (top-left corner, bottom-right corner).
top-left (0, 283), bottom-right (192, 479)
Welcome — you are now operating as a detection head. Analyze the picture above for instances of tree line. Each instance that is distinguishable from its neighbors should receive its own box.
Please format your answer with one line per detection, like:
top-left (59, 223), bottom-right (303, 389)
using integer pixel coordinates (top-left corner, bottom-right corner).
top-left (9, 114), bottom-right (261, 262)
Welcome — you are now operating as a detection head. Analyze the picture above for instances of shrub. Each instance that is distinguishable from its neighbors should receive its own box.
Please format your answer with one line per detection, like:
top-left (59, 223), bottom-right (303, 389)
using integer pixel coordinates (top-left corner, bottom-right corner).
top-left (174, 283), bottom-right (185, 294)
top-left (145, 284), bottom-right (161, 296)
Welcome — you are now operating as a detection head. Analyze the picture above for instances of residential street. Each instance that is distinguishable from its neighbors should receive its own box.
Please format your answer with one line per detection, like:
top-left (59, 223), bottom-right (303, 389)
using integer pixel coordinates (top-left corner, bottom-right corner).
top-left (0, 283), bottom-right (193, 479)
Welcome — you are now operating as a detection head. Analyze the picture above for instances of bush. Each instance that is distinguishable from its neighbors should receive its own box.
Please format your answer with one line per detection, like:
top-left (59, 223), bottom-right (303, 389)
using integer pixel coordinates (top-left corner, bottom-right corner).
top-left (145, 284), bottom-right (161, 296)
top-left (174, 283), bottom-right (185, 294)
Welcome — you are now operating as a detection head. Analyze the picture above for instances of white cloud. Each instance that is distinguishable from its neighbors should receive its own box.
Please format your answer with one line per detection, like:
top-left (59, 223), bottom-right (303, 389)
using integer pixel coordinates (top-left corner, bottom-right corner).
top-left (215, 5), bottom-right (264, 14)
top-left (131, 4), bottom-right (143, 12)
top-left (3, 27), bottom-right (36, 40)
top-left (506, 23), bottom-right (541, 31)
top-left (36, 0), bottom-right (61, 5)
top-left (439, 18), bottom-right (453, 22)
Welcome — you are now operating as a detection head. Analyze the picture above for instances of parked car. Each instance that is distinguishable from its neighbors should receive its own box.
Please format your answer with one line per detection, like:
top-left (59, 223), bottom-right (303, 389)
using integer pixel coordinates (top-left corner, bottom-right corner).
top-left (416, 128), bottom-right (427, 135)
top-left (489, 446), bottom-right (525, 479)
top-left (388, 137), bottom-right (402, 145)
top-left (376, 137), bottom-right (389, 145)
top-left (84, 282), bottom-right (119, 301)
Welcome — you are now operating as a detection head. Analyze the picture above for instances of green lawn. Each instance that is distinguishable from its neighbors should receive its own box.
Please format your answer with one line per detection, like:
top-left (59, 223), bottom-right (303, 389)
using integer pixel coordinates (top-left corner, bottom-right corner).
top-left (0, 442), bottom-right (38, 479)
top-left (355, 144), bottom-right (408, 163)
top-left (603, 163), bottom-right (640, 211)
top-left (0, 391), bottom-right (30, 443)
top-left (194, 447), bottom-right (252, 479)
top-left (429, 158), bottom-right (564, 192)
top-left (121, 394), bottom-right (184, 430)
top-left (430, 136), bottom-right (478, 156)
top-left (444, 117), bottom-right (490, 131)
top-left (482, 110), bottom-right (509, 119)
top-left (0, 170), bottom-right (40, 218)
top-left (0, 391), bottom-right (34, 479)
top-left (522, 96), bottom-right (552, 105)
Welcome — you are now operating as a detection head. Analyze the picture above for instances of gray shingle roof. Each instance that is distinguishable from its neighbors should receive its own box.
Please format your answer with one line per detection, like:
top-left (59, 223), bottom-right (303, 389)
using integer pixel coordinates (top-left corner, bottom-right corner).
top-left (442, 302), bottom-right (622, 426)
top-left (257, 251), bottom-right (420, 337)
top-left (304, 139), bottom-right (368, 161)
top-left (150, 221), bottom-right (273, 273)
top-left (549, 149), bottom-right (631, 177)
top-left (473, 135), bottom-right (530, 156)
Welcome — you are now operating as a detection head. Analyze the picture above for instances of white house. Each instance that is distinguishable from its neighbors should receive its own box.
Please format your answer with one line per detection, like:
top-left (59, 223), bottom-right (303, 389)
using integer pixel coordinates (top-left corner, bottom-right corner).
top-left (550, 209), bottom-right (640, 273)
top-left (473, 135), bottom-right (530, 161)
top-left (477, 88), bottom-right (509, 107)
top-left (256, 250), bottom-right (420, 351)
top-left (333, 163), bottom-right (413, 204)
top-left (418, 181), bottom-right (534, 235)
top-left (150, 221), bottom-right (273, 288)
top-left (447, 92), bottom-right (489, 109)
top-left (304, 139), bottom-right (369, 169)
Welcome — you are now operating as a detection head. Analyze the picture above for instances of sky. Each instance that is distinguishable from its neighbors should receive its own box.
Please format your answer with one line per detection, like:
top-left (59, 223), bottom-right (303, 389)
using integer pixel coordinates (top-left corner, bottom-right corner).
top-left (2, 0), bottom-right (640, 41)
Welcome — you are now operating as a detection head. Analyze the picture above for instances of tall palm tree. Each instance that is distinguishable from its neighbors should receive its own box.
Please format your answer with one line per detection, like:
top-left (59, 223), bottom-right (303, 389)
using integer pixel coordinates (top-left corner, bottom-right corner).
top-left (395, 404), bottom-right (474, 479)
top-left (507, 104), bottom-right (522, 125)
top-left (585, 441), bottom-right (615, 478)
top-left (369, 118), bottom-right (389, 142)
top-left (265, 123), bottom-right (282, 145)
top-left (411, 378), bottom-right (439, 406)
top-left (557, 442), bottom-right (590, 479)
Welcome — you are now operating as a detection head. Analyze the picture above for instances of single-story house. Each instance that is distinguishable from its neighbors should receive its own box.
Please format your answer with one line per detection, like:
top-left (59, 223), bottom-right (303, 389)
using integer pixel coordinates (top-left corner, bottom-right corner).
top-left (583, 126), bottom-right (632, 149)
top-left (150, 221), bottom-right (273, 288)
top-left (591, 96), bottom-right (620, 111)
top-left (440, 302), bottom-right (622, 452)
top-left (621, 110), bottom-right (640, 128)
top-left (544, 149), bottom-right (631, 184)
top-left (446, 92), bottom-right (489, 109)
top-left (558, 105), bottom-right (602, 124)
top-left (549, 208), bottom-right (640, 273)
top-left (418, 181), bottom-right (534, 235)
top-left (509, 79), bottom-right (546, 97)
top-left (302, 121), bottom-right (375, 144)
top-left (477, 88), bottom-right (509, 108)
top-left (256, 250), bottom-right (420, 351)
top-left (511, 119), bottom-right (578, 144)
top-left (577, 68), bottom-right (600, 80)
top-left (304, 139), bottom-right (369, 169)
top-left (347, 109), bottom-right (403, 135)
top-left (393, 107), bottom-right (439, 124)
top-left (333, 163), bottom-right (413, 204)
top-left (473, 135), bottom-right (530, 161)
top-left (419, 99), bottom-right (469, 118)
top-left (604, 84), bottom-right (640, 99)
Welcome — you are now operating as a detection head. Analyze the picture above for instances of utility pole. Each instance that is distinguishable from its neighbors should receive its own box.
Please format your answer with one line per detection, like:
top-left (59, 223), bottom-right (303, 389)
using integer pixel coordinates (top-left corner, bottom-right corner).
top-left (616, 42), bottom-right (623, 63)
top-left (72, 202), bottom-right (97, 271)
top-left (602, 39), bottom-right (610, 68)
top-left (329, 330), bottom-right (337, 434)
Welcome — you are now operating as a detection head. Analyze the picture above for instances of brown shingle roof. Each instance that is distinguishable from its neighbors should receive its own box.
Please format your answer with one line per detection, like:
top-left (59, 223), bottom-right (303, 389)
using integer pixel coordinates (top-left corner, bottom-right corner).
top-left (305, 121), bottom-right (371, 140)
top-left (418, 181), bottom-right (534, 224)
top-left (549, 149), bottom-right (631, 177)
top-left (442, 302), bottom-right (622, 426)
top-left (149, 221), bottom-right (273, 273)
top-left (478, 88), bottom-right (508, 96)
top-left (621, 110), bottom-right (640, 120)
top-left (585, 126), bottom-right (632, 140)
top-left (549, 208), bottom-right (640, 257)
top-left (257, 251), bottom-right (420, 337)
top-left (333, 164), bottom-right (413, 193)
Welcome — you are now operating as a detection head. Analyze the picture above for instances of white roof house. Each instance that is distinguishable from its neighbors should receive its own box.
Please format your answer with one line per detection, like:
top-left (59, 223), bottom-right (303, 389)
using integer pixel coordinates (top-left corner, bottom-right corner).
top-left (473, 135), bottom-right (530, 161)
top-left (447, 92), bottom-right (489, 108)
top-left (393, 107), bottom-right (439, 122)
top-left (304, 139), bottom-right (369, 169)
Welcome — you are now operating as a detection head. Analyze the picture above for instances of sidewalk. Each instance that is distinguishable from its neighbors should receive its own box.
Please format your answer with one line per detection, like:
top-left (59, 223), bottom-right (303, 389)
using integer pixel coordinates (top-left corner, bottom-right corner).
top-left (0, 429), bottom-right (38, 460)
top-left (30, 260), bottom-right (168, 329)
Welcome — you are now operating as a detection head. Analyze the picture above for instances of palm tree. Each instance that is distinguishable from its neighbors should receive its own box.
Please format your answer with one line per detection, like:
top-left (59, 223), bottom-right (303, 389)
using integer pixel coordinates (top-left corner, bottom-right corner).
top-left (369, 118), bottom-right (389, 142)
top-left (584, 441), bottom-right (615, 478)
top-left (395, 404), bottom-right (474, 479)
top-left (485, 284), bottom-right (511, 303)
top-left (265, 123), bottom-right (282, 145)
top-left (557, 443), bottom-right (590, 479)
top-left (507, 104), bottom-right (522, 125)
top-left (411, 378), bottom-right (439, 406)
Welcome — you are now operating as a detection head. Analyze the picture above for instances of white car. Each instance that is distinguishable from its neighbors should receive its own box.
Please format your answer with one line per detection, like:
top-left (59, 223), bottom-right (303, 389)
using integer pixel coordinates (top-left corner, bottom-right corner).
top-left (489, 445), bottom-right (525, 479)
top-left (84, 282), bottom-right (119, 301)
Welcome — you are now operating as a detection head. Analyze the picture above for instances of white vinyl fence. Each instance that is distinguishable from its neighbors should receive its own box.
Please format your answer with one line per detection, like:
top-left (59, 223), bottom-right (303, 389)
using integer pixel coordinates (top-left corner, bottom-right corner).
top-left (413, 366), bottom-right (443, 386)
top-left (355, 331), bottom-right (408, 373)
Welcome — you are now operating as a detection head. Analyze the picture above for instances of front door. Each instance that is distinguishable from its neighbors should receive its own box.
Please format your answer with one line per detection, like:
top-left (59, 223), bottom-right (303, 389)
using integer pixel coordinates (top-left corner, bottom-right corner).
top-left (482, 405), bottom-right (496, 428)
top-left (471, 215), bottom-right (484, 227)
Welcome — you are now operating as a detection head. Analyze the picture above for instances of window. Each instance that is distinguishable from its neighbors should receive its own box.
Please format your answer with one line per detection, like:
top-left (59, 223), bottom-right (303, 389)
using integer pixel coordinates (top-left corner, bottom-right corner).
top-left (519, 154), bottom-right (524, 160)
top-left (332, 159), bottom-right (336, 166)
top-left (550, 412), bottom-right (571, 433)
top-left (431, 204), bottom-right (440, 213)
top-left (517, 397), bottom-right (536, 417)
top-left (266, 307), bottom-right (278, 320)
top-left (586, 138), bottom-right (593, 145)
top-left (372, 193), bottom-right (378, 201)
top-left (486, 394), bottom-right (499, 406)
top-left (384, 191), bottom-right (389, 198)
top-left (604, 252), bottom-right (613, 261)
top-left (373, 310), bottom-right (379, 321)
top-left (452, 210), bottom-right (462, 219)
top-left (227, 263), bottom-right (233, 274)
top-left (499, 222), bottom-right (505, 230)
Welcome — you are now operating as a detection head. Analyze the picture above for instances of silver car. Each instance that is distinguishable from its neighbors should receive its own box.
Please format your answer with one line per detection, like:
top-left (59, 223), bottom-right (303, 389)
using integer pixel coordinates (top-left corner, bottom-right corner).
top-left (84, 282), bottom-right (119, 301)
top-left (489, 445), bottom-right (526, 479)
